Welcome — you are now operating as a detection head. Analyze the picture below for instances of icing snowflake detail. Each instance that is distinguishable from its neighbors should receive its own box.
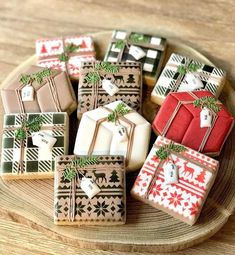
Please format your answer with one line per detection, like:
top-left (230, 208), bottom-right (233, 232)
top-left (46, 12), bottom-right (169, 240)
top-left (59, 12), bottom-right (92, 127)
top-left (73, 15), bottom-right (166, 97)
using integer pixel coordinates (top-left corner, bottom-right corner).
top-left (168, 191), bottom-right (183, 207)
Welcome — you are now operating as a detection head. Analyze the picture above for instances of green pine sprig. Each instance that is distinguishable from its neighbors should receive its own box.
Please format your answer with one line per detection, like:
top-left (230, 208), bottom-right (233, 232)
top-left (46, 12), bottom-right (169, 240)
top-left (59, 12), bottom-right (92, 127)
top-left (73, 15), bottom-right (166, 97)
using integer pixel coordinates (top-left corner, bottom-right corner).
top-left (58, 43), bottom-right (80, 62)
top-left (129, 33), bottom-right (149, 44)
top-left (65, 43), bottom-right (80, 53)
top-left (15, 116), bottom-right (43, 140)
top-left (63, 156), bottom-right (99, 181)
top-left (177, 62), bottom-right (201, 75)
top-left (156, 142), bottom-right (186, 161)
top-left (193, 96), bottom-right (221, 113)
top-left (85, 62), bottom-right (119, 85)
top-left (107, 102), bottom-right (130, 123)
top-left (19, 68), bottom-right (53, 85)
top-left (114, 40), bottom-right (126, 49)
top-left (19, 74), bottom-right (32, 86)
top-left (84, 72), bottom-right (101, 84)
top-left (95, 62), bottom-right (119, 73)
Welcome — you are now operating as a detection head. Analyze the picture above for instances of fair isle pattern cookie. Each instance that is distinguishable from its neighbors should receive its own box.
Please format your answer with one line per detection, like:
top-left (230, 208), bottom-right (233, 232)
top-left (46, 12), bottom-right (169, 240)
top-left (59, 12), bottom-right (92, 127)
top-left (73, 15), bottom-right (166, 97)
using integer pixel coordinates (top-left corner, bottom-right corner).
top-left (131, 136), bottom-right (219, 225)
top-left (36, 36), bottom-right (96, 80)
top-left (54, 155), bottom-right (126, 225)
top-left (77, 61), bottom-right (143, 117)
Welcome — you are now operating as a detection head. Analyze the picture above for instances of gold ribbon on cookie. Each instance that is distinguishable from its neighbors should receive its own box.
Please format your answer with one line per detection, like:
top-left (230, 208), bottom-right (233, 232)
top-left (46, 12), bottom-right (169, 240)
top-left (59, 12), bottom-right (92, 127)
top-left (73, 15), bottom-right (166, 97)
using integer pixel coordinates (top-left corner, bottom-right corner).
top-left (111, 32), bottom-right (165, 62)
top-left (15, 68), bottom-right (62, 114)
top-left (161, 91), bottom-right (222, 153)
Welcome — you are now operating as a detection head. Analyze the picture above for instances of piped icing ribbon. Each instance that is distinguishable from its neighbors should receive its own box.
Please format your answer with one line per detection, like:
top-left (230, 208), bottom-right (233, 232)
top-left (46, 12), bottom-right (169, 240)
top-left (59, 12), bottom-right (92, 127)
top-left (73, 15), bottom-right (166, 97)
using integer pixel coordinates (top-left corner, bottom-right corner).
top-left (111, 32), bottom-right (165, 62)
top-left (161, 91), bottom-right (222, 153)
top-left (145, 142), bottom-right (217, 199)
top-left (15, 68), bottom-right (62, 114)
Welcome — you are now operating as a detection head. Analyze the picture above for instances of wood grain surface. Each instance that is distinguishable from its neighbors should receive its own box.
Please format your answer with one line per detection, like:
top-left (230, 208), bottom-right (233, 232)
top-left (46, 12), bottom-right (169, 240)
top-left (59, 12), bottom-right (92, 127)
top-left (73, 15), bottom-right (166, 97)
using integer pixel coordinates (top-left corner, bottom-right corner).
top-left (0, 0), bottom-right (235, 254)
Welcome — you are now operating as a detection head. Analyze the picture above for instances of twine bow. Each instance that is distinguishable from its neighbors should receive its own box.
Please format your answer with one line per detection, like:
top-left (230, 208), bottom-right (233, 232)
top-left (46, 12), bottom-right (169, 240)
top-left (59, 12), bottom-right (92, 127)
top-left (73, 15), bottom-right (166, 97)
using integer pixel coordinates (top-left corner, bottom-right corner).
top-left (161, 92), bottom-right (222, 153)
top-left (112, 32), bottom-right (164, 62)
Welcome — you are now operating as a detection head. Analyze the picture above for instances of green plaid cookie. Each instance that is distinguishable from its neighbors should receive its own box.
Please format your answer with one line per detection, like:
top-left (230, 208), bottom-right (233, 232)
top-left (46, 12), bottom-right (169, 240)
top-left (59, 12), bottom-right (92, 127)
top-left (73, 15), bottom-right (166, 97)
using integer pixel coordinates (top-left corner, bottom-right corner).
top-left (1, 112), bottom-right (69, 179)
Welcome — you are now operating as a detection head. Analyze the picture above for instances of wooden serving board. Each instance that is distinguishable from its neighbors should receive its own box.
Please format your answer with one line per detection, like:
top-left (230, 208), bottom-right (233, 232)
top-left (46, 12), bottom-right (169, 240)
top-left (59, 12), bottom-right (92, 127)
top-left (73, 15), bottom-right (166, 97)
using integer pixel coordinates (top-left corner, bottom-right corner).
top-left (0, 31), bottom-right (235, 253)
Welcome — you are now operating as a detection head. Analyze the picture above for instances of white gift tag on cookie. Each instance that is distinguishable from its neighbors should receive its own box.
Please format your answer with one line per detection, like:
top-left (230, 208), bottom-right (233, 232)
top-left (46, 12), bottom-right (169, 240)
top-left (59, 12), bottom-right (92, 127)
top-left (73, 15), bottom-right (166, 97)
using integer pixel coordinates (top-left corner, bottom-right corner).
top-left (163, 161), bottom-right (178, 185)
top-left (129, 45), bottom-right (146, 60)
top-left (21, 85), bottom-right (34, 102)
top-left (32, 131), bottom-right (57, 150)
top-left (200, 107), bottom-right (212, 128)
top-left (80, 177), bottom-right (101, 199)
top-left (102, 79), bottom-right (120, 96)
top-left (185, 73), bottom-right (204, 90)
top-left (114, 124), bottom-right (128, 143)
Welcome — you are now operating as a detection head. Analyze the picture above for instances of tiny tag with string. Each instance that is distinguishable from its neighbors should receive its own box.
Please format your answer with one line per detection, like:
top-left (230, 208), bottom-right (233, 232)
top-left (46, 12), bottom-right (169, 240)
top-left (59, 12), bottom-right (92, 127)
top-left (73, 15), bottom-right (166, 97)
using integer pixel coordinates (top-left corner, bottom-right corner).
top-left (163, 160), bottom-right (179, 185)
top-left (21, 85), bottom-right (34, 102)
top-left (184, 73), bottom-right (204, 91)
top-left (102, 79), bottom-right (120, 96)
top-left (114, 124), bottom-right (128, 143)
top-left (32, 131), bottom-right (57, 150)
top-left (129, 45), bottom-right (146, 60)
top-left (200, 107), bottom-right (212, 128)
top-left (80, 177), bottom-right (101, 199)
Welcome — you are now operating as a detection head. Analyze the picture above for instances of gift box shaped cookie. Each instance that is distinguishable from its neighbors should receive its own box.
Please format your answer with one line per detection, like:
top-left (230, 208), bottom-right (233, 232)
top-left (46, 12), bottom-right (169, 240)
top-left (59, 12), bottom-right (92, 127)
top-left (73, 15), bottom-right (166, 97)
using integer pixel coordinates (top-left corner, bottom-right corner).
top-left (152, 91), bottom-right (234, 156)
top-left (131, 136), bottom-right (219, 225)
top-left (151, 53), bottom-right (226, 105)
top-left (36, 36), bottom-right (96, 80)
top-left (1, 66), bottom-right (77, 115)
top-left (77, 61), bottom-right (142, 117)
top-left (74, 101), bottom-right (151, 172)
top-left (54, 155), bottom-right (126, 225)
top-left (104, 30), bottom-right (166, 86)
top-left (0, 112), bottom-right (69, 180)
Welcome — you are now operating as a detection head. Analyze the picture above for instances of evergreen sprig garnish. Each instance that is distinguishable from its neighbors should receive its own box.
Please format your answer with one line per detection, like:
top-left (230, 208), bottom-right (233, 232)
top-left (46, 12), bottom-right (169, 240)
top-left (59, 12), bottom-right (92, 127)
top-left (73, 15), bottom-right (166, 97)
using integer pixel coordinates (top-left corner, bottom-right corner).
top-left (193, 96), bottom-right (221, 113)
top-left (177, 62), bottom-right (201, 75)
top-left (107, 102), bottom-right (130, 123)
top-left (114, 33), bottom-right (149, 49)
top-left (84, 72), bottom-right (100, 84)
top-left (58, 43), bottom-right (80, 62)
top-left (84, 62), bottom-right (119, 85)
top-left (20, 74), bottom-right (32, 86)
top-left (129, 33), bottom-right (149, 44)
top-left (156, 142), bottom-right (186, 161)
top-left (95, 62), bottom-right (119, 73)
top-left (19, 68), bottom-right (53, 85)
top-left (63, 156), bottom-right (99, 181)
top-left (114, 40), bottom-right (126, 49)
top-left (15, 116), bottom-right (43, 140)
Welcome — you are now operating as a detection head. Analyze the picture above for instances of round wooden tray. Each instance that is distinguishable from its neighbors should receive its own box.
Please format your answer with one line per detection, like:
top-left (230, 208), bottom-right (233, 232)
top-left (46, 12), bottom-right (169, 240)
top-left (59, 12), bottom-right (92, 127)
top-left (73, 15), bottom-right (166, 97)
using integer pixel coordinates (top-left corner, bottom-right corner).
top-left (0, 31), bottom-right (235, 253)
